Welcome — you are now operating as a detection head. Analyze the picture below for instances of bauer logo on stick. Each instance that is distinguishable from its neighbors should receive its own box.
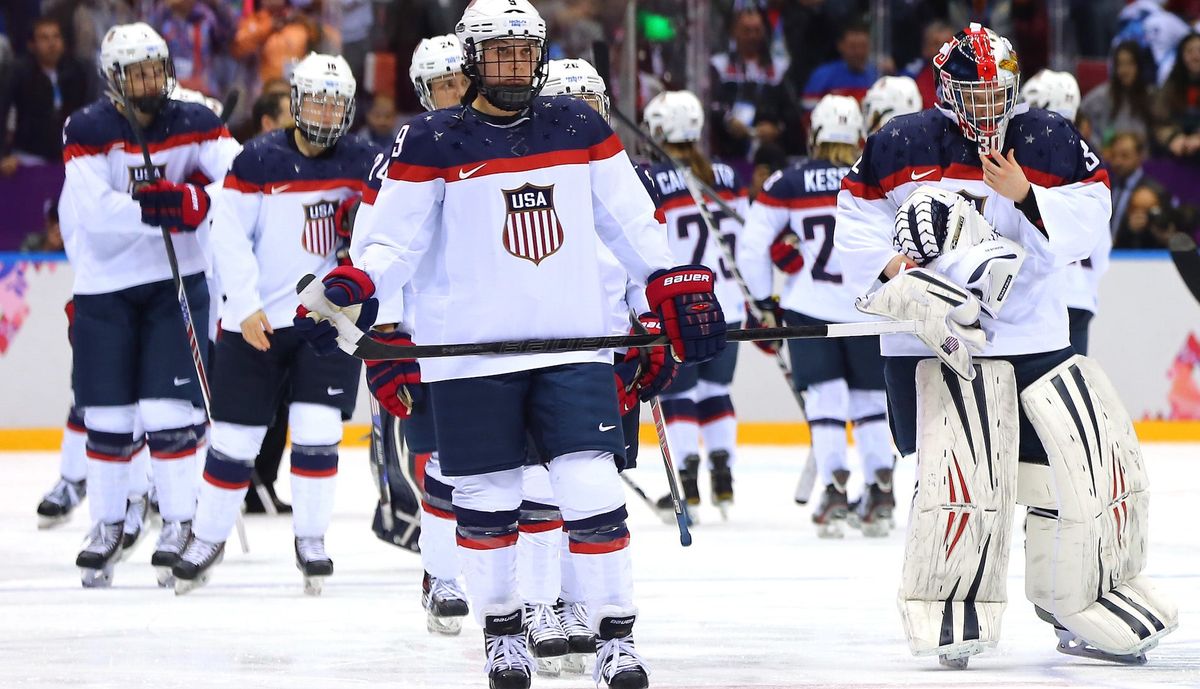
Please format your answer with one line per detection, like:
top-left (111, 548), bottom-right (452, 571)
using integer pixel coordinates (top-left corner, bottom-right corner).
top-left (301, 200), bottom-right (339, 256)
top-left (502, 183), bottom-right (563, 265)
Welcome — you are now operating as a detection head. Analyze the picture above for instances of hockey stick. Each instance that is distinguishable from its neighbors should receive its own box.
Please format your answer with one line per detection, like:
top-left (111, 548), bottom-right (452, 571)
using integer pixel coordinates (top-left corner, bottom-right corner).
top-left (1169, 232), bottom-right (1200, 304)
top-left (368, 395), bottom-right (395, 535)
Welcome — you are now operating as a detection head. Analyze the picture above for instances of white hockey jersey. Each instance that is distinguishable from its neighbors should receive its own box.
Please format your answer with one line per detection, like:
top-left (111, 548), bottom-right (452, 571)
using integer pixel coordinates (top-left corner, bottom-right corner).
top-left (59, 98), bottom-right (240, 295)
top-left (351, 97), bottom-right (675, 381)
top-left (836, 105), bottom-right (1112, 357)
top-left (212, 128), bottom-right (379, 331)
top-left (743, 158), bottom-right (868, 322)
top-left (1062, 230), bottom-right (1113, 314)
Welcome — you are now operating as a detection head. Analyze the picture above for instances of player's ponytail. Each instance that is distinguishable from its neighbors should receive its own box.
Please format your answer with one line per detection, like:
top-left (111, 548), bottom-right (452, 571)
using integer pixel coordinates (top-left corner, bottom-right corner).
top-left (814, 142), bottom-right (859, 168)
top-left (666, 141), bottom-right (716, 188)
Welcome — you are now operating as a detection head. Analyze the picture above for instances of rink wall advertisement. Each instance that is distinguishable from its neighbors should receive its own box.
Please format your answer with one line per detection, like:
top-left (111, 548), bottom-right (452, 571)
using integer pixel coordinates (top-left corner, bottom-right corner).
top-left (1, 253), bottom-right (1198, 446)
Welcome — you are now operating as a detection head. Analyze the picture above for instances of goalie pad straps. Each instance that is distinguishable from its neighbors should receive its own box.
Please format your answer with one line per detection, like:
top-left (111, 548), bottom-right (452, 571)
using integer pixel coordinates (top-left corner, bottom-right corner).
top-left (1019, 354), bottom-right (1178, 655)
top-left (899, 359), bottom-right (1018, 658)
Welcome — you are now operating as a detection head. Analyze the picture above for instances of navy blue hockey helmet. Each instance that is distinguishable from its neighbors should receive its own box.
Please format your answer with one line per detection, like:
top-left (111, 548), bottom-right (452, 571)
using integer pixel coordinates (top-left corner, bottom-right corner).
top-left (932, 23), bottom-right (1021, 153)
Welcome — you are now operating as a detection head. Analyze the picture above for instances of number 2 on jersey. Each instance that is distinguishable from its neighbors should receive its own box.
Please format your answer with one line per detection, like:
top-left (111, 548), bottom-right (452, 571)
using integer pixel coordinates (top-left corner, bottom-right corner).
top-left (676, 211), bottom-right (735, 279)
top-left (801, 214), bottom-right (841, 284)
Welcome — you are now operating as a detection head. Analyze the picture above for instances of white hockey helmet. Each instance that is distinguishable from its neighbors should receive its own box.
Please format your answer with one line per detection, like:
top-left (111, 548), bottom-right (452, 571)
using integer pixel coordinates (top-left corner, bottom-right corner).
top-left (99, 23), bottom-right (175, 113)
top-left (410, 34), bottom-right (464, 111)
top-left (290, 52), bottom-right (357, 148)
top-left (862, 75), bottom-right (922, 134)
top-left (810, 94), bottom-right (864, 147)
top-left (542, 58), bottom-right (609, 120)
top-left (643, 90), bottom-right (704, 144)
top-left (1021, 69), bottom-right (1081, 121)
top-left (933, 23), bottom-right (1021, 153)
top-left (455, 0), bottom-right (548, 112)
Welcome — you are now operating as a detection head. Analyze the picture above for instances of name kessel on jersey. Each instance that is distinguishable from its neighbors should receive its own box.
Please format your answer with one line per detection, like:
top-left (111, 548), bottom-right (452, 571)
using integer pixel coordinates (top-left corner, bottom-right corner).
top-left (503, 183), bottom-right (564, 266)
top-left (128, 163), bottom-right (167, 191)
top-left (302, 200), bottom-right (339, 256)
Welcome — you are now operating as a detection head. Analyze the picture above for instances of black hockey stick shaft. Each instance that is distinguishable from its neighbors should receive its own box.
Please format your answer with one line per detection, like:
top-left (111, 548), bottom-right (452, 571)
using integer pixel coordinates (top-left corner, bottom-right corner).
top-left (219, 89), bottom-right (240, 125)
top-left (120, 94), bottom-right (212, 417)
top-left (1169, 232), bottom-right (1200, 303)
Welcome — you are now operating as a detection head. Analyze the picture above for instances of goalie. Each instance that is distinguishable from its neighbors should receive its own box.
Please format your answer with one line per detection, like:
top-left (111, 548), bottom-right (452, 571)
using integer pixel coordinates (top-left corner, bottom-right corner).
top-left (835, 23), bottom-right (1177, 669)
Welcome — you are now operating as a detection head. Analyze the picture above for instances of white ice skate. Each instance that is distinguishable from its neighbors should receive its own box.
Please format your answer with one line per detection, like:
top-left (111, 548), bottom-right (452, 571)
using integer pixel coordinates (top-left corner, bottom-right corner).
top-left (556, 599), bottom-right (595, 674)
top-left (593, 609), bottom-right (649, 689)
top-left (76, 521), bottom-right (123, 588)
top-left (173, 534), bottom-right (224, 595)
top-left (484, 608), bottom-right (535, 689)
top-left (524, 602), bottom-right (569, 677)
top-left (120, 495), bottom-right (149, 561)
top-left (295, 536), bottom-right (333, 596)
top-left (37, 477), bottom-right (86, 529)
top-left (422, 572), bottom-right (469, 635)
top-left (151, 520), bottom-right (191, 587)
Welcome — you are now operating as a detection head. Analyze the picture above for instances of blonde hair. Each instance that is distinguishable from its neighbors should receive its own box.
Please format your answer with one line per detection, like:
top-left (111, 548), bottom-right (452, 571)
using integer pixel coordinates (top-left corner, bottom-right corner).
top-left (814, 142), bottom-right (860, 167)
top-left (664, 142), bottom-right (715, 187)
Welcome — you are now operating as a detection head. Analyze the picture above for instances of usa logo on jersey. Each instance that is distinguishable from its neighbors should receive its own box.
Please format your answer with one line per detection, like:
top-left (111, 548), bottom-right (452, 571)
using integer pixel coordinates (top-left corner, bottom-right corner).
top-left (302, 200), bottom-right (338, 256)
top-left (127, 163), bottom-right (167, 192)
top-left (502, 183), bottom-right (564, 266)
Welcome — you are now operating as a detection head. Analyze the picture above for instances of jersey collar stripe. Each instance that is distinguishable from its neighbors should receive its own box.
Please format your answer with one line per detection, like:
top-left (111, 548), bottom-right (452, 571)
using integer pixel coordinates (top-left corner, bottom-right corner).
top-left (756, 192), bottom-right (838, 210)
top-left (224, 176), bottom-right (366, 194)
top-left (63, 126), bottom-right (232, 163)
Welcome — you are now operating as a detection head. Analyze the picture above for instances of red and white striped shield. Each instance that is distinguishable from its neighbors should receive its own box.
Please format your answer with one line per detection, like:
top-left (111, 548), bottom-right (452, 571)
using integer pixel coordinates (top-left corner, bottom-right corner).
top-left (502, 183), bottom-right (564, 266)
top-left (301, 200), bottom-right (338, 256)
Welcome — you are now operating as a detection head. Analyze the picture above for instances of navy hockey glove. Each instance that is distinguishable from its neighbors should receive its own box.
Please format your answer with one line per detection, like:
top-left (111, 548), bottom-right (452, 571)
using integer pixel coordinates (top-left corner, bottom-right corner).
top-left (293, 298), bottom-right (379, 357)
top-left (770, 229), bottom-right (805, 274)
top-left (645, 265), bottom-right (726, 363)
top-left (133, 180), bottom-right (210, 232)
top-left (365, 331), bottom-right (423, 418)
top-left (746, 297), bottom-right (784, 355)
top-left (320, 265), bottom-right (375, 307)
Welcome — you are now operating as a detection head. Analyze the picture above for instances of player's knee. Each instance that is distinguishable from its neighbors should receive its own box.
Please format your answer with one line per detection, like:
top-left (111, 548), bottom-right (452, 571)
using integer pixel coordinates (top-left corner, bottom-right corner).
top-left (452, 468), bottom-right (523, 512)
top-left (521, 465), bottom-right (554, 504)
top-left (549, 450), bottom-right (625, 522)
top-left (210, 421), bottom-right (269, 461)
top-left (518, 498), bottom-right (563, 533)
top-left (145, 425), bottom-right (199, 461)
top-left (288, 402), bottom-right (342, 446)
top-left (137, 398), bottom-right (194, 432)
top-left (694, 379), bottom-right (730, 401)
top-left (422, 470), bottom-right (455, 518)
top-left (806, 378), bottom-right (850, 420)
top-left (564, 506), bottom-right (630, 555)
top-left (84, 405), bottom-right (137, 434)
top-left (847, 388), bottom-right (887, 421)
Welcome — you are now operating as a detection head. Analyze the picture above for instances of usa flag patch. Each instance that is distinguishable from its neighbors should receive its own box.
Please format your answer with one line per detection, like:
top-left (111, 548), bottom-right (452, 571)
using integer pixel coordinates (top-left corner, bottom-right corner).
top-left (301, 200), bottom-right (338, 256)
top-left (502, 183), bottom-right (564, 266)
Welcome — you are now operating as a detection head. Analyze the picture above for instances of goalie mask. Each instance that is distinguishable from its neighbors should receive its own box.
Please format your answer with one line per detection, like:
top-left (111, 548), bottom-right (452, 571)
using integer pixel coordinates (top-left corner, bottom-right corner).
top-left (291, 53), bottom-right (357, 148)
top-left (100, 23), bottom-right (175, 114)
top-left (542, 58), bottom-right (610, 121)
top-left (643, 90), bottom-right (704, 144)
top-left (410, 34), bottom-right (467, 111)
top-left (933, 23), bottom-right (1020, 154)
top-left (1021, 69), bottom-right (1081, 121)
top-left (455, 0), bottom-right (548, 113)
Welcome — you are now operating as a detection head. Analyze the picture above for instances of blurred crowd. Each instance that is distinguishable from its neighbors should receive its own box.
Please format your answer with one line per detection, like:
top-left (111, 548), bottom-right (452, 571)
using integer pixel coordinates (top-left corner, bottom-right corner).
top-left (4, 0), bottom-right (1200, 250)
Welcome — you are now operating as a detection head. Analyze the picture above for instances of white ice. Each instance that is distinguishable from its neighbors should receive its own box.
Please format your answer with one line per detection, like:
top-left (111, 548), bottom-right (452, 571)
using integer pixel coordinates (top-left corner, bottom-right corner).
top-left (2, 444), bottom-right (1197, 689)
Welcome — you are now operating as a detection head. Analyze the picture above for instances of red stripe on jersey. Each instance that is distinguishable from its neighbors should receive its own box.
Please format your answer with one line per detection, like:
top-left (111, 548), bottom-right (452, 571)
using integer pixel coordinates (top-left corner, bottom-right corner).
top-left (388, 148), bottom-right (598, 184)
top-left (659, 189), bottom-right (738, 212)
top-left (263, 178), bottom-right (366, 194)
top-left (756, 192), bottom-right (838, 209)
top-left (63, 127), bottom-right (232, 163)
top-left (568, 534), bottom-right (630, 554)
top-left (224, 175), bottom-right (262, 193)
top-left (361, 186), bottom-right (379, 205)
top-left (589, 133), bottom-right (625, 161)
top-left (967, 25), bottom-right (997, 80)
top-left (844, 160), bottom-right (1111, 200)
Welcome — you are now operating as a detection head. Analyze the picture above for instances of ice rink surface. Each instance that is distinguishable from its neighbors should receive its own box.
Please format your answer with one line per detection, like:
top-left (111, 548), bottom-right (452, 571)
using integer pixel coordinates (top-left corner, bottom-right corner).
top-left (1, 444), bottom-right (1196, 689)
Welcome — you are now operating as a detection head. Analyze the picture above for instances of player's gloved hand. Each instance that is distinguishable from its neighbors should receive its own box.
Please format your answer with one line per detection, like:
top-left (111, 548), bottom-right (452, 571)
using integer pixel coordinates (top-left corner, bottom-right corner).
top-left (293, 297), bottom-right (379, 356)
top-left (133, 180), bottom-right (210, 232)
top-left (613, 357), bottom-right (642, 415)
top-left (746, 296), bottom-right (784, 355)
top-left (856, 267), bottom-right (987, 380)
top-left (334, 194), bottom-right (360, 267)
top-left (646, 264), bottom-right (726, 363)
top-left (770, 229), bottom-right (805, 274)
top-left (364, 330), bottom-right (423, 418)
top-left (320, 265), bottom-right (375, 307)
top-left (623, 313), bottom-right (679, 403)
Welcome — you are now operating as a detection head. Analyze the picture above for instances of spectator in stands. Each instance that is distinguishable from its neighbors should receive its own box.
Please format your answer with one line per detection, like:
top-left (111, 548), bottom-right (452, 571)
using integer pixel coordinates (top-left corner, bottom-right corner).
top-left (233, 0), bottom-right (324, 86)
top-left (0, 18), bottom-right (90, 176)
top-left (19, 202), bottom-right (62, 252)
top-left (253, 89), bottom-right (293, 135)
top-left (1080, 41), bottom-right (1157, 150)
top-left (801, 22), bottom-right (877, 110)
top-left (336, 0), bottom-right (374, 86)
top-left (54, 0), bottom-right (136, 72)
top-left (1107, 131), bottom-right (1152, 237)
top-left (710, 4), bottom-right (792, 161)
top-left (778, 0), bottom-right (839, 103)
top-left (901, 20), bottom-right (954, 108)
top-left (148, 0), bottom-right (236, 97)
top-left (358, 94), bottom-right (397, 149)
top-left (1154, 32), bottom-right (1200, 160)
top-left (1114, 183), bottom-right (1180, 248)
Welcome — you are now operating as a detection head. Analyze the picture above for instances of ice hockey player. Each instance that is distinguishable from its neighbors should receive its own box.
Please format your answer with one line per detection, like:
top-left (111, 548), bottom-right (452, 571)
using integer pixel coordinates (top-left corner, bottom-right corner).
top-left (298, 1), bottom-right (725, 686)
top-left (59, 22), bottom-right (239, 588)
top-left (742, 94), bottom-right (895, 538)
top-left (172, 53), bottom-right (377, 596)
top-left (836, 23), bottom-right (1177, 668)
top-left (1021, 69), bottom-right (1110, 355)
top-left (861, 75), bottom-right (923, 136)
top-left (642, 89), bottom-right (747, 521)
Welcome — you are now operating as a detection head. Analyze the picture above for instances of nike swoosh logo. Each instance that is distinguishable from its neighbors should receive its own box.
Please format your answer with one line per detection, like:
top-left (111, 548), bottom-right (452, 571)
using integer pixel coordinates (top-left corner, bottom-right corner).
top-left (910, 168), bottom-right (937, 181)
top-left (458, 163), bottom-right (486, 179)
top-left (327, 387), bottom-right (344, 396)
top-left (270, 183), bottom-right (292, 194)
top-left (599, 423), bottom-right (616, 432)
top-left (173, 377), bottom-right (191, 386)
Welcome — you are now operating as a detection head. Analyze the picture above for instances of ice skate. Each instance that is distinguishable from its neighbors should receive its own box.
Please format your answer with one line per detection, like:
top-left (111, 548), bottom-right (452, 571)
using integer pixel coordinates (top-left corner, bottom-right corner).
top-left (151, 520), bottom-right (191, 587)
top-left (76, 521), bottom-right (123, 588)
top-left (483, 608), bottom-right (535, 689)
top-left (120, 495), bottom-right (149, 560)
top-left (654, 454), bottom-right (701, 525)
top-left (709, 449), bottom-right (734, 520)
top-left (594, 608), bottom-right (649, 689)
top-left (1034, 606), bottom-right (1155, 665)
top-left (848, 468), bottom-right (895, 537)
top-left (295, 536), bottom-right (333, 596)
top-left (172, 534), bottom-right (225, 595)
top-left (556, 599), bottom-right (595, 674)
top-left (37, 477), bottom-right (86, 529)
top-left (422, 571), bottom-right (469, 635)
top-left (812, 469), bottom-right (850, 538)
top-left (524, 602), bottom-right (569, 677)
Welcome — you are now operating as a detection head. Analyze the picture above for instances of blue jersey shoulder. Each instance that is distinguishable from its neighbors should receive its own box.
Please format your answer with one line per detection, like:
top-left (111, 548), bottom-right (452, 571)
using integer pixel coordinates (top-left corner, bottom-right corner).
top-left (63, 99), bottom-right (124, 147)
top-left (230, 129), bottom-right (376, 187)
top-left (1007, 107), bottom-right (1095, 184)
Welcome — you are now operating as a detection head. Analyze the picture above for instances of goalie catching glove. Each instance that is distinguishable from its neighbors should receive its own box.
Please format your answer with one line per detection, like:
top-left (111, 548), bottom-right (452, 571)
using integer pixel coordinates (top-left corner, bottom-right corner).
top-left (645, 265), bottom-right (727, 363)
top-left (856, 268), bottom-right (987, 380)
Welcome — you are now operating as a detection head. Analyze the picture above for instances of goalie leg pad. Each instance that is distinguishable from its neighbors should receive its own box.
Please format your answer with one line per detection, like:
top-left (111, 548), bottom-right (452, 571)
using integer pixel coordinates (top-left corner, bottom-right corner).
top-left (899, 359), bottom-right (1019, 659)
top-left (1019, 355), bottom-right (1178, 656)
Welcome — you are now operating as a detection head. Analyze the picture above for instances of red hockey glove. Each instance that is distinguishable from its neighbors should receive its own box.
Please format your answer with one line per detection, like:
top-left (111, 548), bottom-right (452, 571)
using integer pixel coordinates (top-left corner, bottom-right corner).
top-left (133, 180), bottom-right (210, 232)
top-left (365, 331), bottom-right (423, 418)
top-left (770, 229), bottom-right (805, 274)
top-left (746, 297), bottom-right (785, 355)
top-left (334, 194), bottom-right (360, 266)
top-left (320, 265), bottom-right (375, 307)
